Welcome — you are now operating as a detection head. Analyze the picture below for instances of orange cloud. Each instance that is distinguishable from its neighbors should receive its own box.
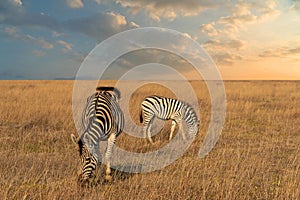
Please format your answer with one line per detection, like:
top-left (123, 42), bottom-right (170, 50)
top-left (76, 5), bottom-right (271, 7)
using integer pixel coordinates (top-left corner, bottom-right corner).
top-left (115, 0), bottom-right (227, 21)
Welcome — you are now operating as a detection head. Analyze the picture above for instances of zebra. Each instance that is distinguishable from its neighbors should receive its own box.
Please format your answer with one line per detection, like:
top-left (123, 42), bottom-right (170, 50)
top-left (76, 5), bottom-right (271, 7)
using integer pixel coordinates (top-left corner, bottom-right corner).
top-left (71, 87), bottom-right (124, 182)
top-left (140, 95), bottom-right (200, 144)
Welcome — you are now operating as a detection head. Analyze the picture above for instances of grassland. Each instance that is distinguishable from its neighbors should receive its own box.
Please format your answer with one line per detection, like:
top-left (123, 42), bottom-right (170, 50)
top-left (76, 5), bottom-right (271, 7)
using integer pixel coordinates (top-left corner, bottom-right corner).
top-left (0, 80), bottom-right (299, 199)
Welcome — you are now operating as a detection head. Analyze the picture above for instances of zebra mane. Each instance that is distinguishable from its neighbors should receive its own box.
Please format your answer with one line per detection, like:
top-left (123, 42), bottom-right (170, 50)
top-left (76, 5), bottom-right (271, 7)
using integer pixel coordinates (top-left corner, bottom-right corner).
top-left (96, 86), bottom-right (121, 99)
top-left (78, 138), bottom-right (84, 155)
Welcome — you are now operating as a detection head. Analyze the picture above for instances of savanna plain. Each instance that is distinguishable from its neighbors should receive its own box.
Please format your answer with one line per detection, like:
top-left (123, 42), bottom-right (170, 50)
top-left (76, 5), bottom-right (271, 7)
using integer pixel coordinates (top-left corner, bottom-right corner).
top-left (0, 80), bottom-right (299, 199)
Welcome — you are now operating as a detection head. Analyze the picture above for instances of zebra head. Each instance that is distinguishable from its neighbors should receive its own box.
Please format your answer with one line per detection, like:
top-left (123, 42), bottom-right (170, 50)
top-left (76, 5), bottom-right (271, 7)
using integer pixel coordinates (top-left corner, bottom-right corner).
top-left (188, 118), bottom-right (200, 137)
top-left (195, 119), bottom-right (200, 134)
top-left (184, 105), bottom-right (200, 137)
top-left (71, 134), bottom-right (100, 181)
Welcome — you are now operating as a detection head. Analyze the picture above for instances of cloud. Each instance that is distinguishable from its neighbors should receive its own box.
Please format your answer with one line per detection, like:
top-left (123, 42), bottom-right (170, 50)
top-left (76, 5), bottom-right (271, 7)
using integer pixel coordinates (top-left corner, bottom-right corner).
top-left (182, 33), bottom-right (192, 39)
top-left (107, 12), bottom-right (127, 26)
top-left (65, 0), bottom-right (84, 8)
top-left (202, 39), bottom-right (244, 65)
top-left (94, 0), bottom-right (102, 4)
top-left (200, 0), bottom-right (281, 65)
top-left (203, 39), bottom-right (245, 50)
top-left (11, 0), bottom-right (22, 6)
top-left (104, 48), bottom-right (198, 79)
top-left (0, 0), bottom-right (61, 31)
top-left (218, 3), bottom-right (257, 30)
top-left (200, 22), bottom-right (218, 37)
top-left (52, 31), bottom-right (64, 37)
top-left (290, 0), bottom-right (300, 11)
top-left (210, 52), bottom-right (243, 65)
top-left (65, 0), bottom-right (105, 8)
top-left (259, 46), bottom-right (300, 58)
top-left (4, 26), bottom-right (17, 35)
top-left (130, 21), bottom-right (139, 28)
top-left (1, 0), bottom-right (139, 43)
top-left (66, 12), bottom-right (138, 41)
top-left (25, 35), bottom-right (54, 49)
top-left (115, 0), bottom-right (227, 21)
top-left (289, 47), bottom-right (300, 54)
top-left (3, 26), bottom-right (54, 49)
top-left (32, 50), bottom-right (46, 57)
top-left (56, 40), bottom-right (73, 52)
top-left (255, 0), bottom-right (281, 22)
top-left (201, 37), bottom-right (245, 65)
top-left (0, 1), bottom-right (140, 65)
top-left (201, 0), bottom-right (281, 39)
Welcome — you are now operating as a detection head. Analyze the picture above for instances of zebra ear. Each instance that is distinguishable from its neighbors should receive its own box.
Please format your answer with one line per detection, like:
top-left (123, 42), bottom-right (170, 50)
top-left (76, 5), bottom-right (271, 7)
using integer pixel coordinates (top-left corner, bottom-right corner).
top-left (71, 134), bottom-right (78, 145)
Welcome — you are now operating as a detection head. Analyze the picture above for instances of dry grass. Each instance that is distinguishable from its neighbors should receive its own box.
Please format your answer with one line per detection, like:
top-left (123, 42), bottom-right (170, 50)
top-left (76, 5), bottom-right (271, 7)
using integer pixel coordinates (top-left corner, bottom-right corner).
top-left (0, 80), bottom-right (299, 199)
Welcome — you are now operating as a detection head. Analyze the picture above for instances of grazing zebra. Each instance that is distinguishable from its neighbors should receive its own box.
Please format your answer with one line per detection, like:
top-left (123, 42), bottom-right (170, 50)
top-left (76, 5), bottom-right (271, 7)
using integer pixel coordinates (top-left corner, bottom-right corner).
top-left (140, 95), bottom-right (199, 143)
top-left (71, 87), bottom-right (124, 182)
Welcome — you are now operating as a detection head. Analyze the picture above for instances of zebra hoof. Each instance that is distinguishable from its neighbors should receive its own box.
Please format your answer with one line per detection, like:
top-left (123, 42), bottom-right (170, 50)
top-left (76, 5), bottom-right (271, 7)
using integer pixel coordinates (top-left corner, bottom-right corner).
top-left (105, 175), bottom-right (112, 182)
top-left (148, 138), bottom-right (154, 144)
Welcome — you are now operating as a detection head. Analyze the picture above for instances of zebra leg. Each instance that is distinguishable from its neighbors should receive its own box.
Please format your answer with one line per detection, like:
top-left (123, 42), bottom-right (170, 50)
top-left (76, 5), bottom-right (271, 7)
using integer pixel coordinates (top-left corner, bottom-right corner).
top-left (143, 114), bottom-right (155, 144)
top-left (175, 118), bottom-right (185, 140)
top-left (105, 133), bottom-right (116, 181)
top-left (147, 117), bottom-right (155, 144)
top-left (169, 120), bottom-right (177, 141)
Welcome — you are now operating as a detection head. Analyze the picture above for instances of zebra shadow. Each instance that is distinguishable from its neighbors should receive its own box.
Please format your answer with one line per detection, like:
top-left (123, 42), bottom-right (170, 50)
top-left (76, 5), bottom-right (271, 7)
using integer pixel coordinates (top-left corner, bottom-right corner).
top-left (112, 164), bottom-right (142, 180)
top-left (93, 164), bottom-right (142, 185)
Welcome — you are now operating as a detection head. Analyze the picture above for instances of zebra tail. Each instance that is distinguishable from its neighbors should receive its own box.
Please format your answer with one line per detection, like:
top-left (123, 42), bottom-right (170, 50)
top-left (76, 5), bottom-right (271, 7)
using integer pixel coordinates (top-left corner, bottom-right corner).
top-left (140, 109), bottom-right (143, 123)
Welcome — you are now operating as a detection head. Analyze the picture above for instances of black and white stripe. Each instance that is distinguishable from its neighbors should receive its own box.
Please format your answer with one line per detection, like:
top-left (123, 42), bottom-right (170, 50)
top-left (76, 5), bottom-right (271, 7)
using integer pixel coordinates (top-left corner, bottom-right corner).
top-left (140, 95), bottom-right (199, 143)
top-left (72, 87), bottom-right (124, 182)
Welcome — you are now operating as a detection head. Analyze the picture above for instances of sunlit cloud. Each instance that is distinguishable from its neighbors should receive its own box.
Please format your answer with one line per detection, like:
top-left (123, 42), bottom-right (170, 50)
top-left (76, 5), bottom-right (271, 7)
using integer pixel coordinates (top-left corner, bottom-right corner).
top-left (201, 0), bottom-right (281, 39)
top-left (56, 40), bottom-right (73, 52)
top-left (213, 52), bottom-right (243, 65)
top-left (199, 0), bottom-right (282, 66)
top-left (259, 46), bottom-right (300, 59)
top-left (203, 39), bottom-right (245, 50)
top-left (66, 12), bottom-right (138, 41)
top-left (11, 0), bottom-right (22, 6)
top-left (201, 38), bottom-right (245, 65)
top-left (200, 23), bottom-right (218, 37)
top-left (115, 0), bottom-right (227, 21)
top-left (65, 0), bottom-right (84, 8)
top-left (65, 0), bottom-right (105, 8)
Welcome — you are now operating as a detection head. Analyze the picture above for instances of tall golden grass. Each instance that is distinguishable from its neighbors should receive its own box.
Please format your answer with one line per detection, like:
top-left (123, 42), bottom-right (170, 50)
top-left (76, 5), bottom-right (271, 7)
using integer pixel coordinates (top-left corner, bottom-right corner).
top-left (0, 80), bottom-right (299, 199)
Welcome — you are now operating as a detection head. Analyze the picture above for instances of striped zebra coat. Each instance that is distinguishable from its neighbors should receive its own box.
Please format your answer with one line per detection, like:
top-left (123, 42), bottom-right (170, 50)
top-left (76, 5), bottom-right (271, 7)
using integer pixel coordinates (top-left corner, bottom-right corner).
top-left (71, 87), bottom-right (124, 182)
top-left (140, 95), bottom-right (199, 143)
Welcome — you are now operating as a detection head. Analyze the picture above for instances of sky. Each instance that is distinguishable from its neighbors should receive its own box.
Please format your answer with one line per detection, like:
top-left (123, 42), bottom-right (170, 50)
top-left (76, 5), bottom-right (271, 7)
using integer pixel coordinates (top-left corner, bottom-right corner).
top-left (0, 0), bottom-right (299, 80)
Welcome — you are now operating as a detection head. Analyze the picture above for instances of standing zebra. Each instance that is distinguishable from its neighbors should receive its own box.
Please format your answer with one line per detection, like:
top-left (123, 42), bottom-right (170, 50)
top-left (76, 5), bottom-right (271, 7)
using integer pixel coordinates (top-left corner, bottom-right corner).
top-left (140, 95), bottom-right (199, 143)
top-left (71, 87), bottom-right (124, 182)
